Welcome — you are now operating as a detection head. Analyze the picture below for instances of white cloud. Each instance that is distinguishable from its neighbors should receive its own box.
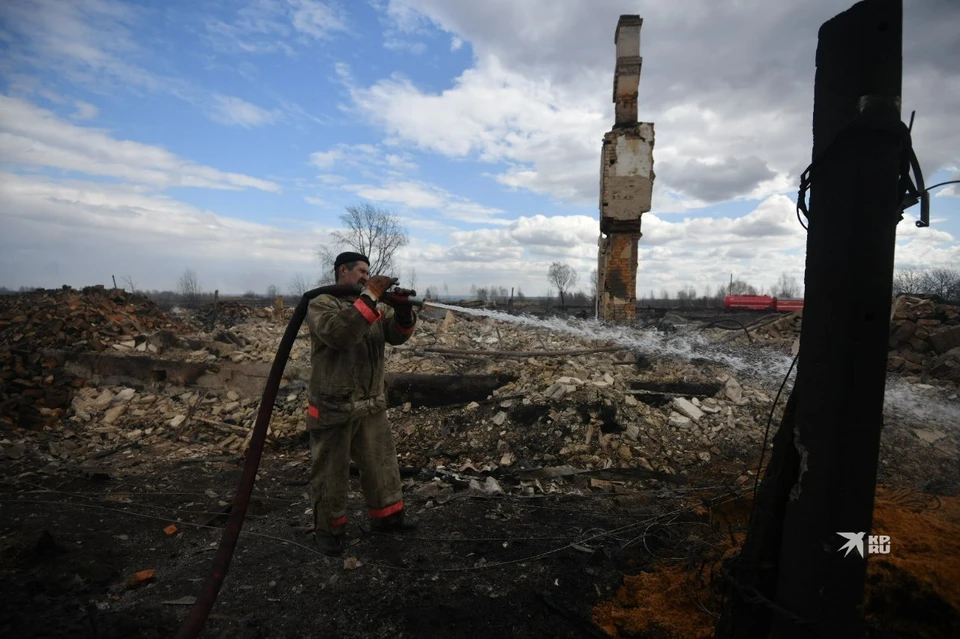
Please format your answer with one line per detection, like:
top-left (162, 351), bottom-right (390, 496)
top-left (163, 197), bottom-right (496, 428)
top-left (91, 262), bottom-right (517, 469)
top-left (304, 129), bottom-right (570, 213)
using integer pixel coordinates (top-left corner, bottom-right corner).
top-left (309, 150), bottom-right (343, 169)
top-left (1, 0), bottom-right (167, 93)
top-left (450, 36), bottom-right (463, 52)
top-left (0, 173), bottom-right (329, 291)
top-left (0, 0), bottom-right (298, 128)
top-left (207, 94), bottom-right (278, 128)
top-left (359, 0), bottom-right (960, 211)
top-left (290, 0), bottom-right (348, 39)
top-left (341, 179), bottom-right (507, 224)
top-left (384, 38), bottom-right (428, 55)
top-left (309, 143), bottom-right (418, 174)
top-left (0, 95), bottom-right (280, 192)
top-left (205, 0), bottom-right (349, 54)
top-left (316, 173), bottom-right (347, 185)
top-left (412, 197), bottom-right (812, 295)
top-left (349, 56), bottom-right (606, 205)
top-left (70, 100), bottom-right (99, 120)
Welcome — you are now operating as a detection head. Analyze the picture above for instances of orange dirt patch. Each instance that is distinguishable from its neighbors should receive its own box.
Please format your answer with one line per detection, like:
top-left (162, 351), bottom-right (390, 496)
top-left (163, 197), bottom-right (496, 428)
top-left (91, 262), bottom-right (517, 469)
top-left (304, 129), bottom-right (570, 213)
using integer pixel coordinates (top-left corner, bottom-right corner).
top-left (592, 487), bottom-right (960, 638)
top-left (864, 488), bottom-right (960, 637)
top-left (593, 563), bottom-right (720, 638)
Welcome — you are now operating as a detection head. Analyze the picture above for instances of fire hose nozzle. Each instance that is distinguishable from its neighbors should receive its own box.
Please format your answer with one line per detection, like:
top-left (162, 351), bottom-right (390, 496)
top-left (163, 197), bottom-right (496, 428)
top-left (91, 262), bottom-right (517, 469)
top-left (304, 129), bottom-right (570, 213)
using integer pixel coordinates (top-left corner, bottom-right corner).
top-left (381, 291), bottom-right (424, 307)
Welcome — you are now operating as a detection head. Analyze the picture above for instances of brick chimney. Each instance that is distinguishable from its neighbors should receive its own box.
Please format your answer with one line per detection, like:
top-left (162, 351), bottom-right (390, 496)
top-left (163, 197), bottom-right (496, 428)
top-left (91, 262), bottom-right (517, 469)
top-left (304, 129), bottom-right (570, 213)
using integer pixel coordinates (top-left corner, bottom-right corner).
top-left (598, 14), bottom-right (654, 323)
top-left (613, 15), bottom-right (643, 127)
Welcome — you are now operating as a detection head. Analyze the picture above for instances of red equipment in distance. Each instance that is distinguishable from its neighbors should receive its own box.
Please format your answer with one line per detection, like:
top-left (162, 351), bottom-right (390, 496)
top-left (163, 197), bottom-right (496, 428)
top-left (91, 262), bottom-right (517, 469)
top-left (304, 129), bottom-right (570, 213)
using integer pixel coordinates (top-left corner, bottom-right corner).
top-left (723, 295), bottom-right (804, 312)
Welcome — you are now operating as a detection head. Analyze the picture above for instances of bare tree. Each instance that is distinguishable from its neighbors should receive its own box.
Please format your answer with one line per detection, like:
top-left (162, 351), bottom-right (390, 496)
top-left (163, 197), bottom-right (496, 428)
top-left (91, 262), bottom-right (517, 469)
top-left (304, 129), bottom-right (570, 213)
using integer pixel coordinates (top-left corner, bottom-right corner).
top-left (921, 267), bottom-right (960, 301)
top-left (120, 275), bottom-right (138, 294)
top-left (405, 267), bottom-right (418, 292)
top-left (892, 268), bottom-right (924, 295)
top-left (288, 273), bottom-right (310, 297)
top-left (771, 272), bottom-right (801, 298)
top-left (716, 279), bottom-right (758, 298)
top-left (676, 285), bottom-right (697, 308)
top-left (315, 246), bottom-right (338, 285)
top-left (589, 268), bottom-right (598, 304)
top-left (266, 284), bottom-right (279, 299)
top-left (178, 269), bottom-right (201, 304)
top-left (319, 204), bottom-right (410, 278)
top-left (547, 262), bottom-right (579, 307)
top-left (700, 284), bottom-right (714, 307)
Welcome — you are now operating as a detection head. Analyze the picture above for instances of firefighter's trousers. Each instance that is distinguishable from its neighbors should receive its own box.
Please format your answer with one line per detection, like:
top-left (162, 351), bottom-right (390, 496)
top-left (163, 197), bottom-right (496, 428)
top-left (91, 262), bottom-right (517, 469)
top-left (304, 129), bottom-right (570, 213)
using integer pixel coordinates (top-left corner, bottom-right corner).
top-left (307, 409), bottom-right (403, 536)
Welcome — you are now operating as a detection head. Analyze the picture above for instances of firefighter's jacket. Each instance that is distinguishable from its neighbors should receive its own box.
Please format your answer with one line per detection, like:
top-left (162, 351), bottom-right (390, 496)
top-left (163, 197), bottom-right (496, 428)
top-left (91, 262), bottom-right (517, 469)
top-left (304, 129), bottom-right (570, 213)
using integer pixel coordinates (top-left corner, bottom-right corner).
top-left (305, 293), bottom-right (416, 426)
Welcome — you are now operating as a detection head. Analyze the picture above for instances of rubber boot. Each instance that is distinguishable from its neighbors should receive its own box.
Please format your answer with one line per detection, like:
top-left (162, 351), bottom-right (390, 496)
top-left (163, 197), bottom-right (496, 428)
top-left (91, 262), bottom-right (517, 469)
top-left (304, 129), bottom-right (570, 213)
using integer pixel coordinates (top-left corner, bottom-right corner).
top-left (314, 531), bottom-right (344, 556)
top-left (370, 510), bottom-right (419, 533)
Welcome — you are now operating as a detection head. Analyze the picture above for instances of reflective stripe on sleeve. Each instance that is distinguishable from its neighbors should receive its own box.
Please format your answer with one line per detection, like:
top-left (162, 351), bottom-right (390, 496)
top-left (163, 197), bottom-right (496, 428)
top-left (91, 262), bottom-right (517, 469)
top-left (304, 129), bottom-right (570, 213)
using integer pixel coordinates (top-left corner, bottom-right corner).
top-left (353, 297), bottom-right (381, 323)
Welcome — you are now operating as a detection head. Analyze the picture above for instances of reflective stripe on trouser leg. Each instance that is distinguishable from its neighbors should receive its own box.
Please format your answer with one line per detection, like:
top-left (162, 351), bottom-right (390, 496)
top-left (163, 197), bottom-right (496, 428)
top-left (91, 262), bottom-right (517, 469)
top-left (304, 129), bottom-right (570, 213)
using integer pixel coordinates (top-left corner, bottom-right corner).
top-left (349, 409), bottom-right (403, 516)
top-left (308, 424), bottom-right (352, 535)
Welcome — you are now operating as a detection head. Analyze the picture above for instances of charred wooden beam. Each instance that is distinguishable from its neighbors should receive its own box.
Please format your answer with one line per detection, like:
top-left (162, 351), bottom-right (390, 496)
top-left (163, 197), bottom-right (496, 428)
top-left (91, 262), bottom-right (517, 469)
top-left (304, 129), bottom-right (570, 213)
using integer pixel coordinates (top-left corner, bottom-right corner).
top-left (384, 373), bottom-right (518, 408)
top-left (40, 350), bottom-right (517, 408)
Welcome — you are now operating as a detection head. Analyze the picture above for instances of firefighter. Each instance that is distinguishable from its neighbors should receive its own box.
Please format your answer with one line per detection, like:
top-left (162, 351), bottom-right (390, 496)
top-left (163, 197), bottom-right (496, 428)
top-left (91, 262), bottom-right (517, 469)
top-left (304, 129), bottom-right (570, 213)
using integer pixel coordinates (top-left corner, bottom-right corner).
top-left (305, 251), bottom-right (418, 556)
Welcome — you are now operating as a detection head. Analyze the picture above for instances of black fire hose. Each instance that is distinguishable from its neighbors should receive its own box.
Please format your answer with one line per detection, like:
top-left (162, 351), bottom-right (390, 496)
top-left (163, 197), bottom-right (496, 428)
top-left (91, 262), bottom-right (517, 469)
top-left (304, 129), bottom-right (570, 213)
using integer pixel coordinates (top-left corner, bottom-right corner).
top-left (175, 285), bottom-right (419, 639)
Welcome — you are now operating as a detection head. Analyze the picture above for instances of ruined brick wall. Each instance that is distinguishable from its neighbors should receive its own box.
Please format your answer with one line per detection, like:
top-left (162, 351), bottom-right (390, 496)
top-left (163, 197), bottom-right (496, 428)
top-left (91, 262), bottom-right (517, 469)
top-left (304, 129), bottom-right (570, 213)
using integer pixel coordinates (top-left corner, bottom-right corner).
top-left (598, 232), bottom-right (641, 322)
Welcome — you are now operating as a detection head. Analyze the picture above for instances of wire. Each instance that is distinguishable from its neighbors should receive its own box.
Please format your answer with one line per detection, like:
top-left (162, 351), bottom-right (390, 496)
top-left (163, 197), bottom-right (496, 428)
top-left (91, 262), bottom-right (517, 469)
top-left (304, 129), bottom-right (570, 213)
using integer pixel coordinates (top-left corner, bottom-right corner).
top-left (923, 179), bottom-right (960, 192)
top-left (747, 352), bottom-right (800, 527)
top-left (795, 109), bottom-right (929, 231)
top-left (0, 491), bottom-right (739, 575)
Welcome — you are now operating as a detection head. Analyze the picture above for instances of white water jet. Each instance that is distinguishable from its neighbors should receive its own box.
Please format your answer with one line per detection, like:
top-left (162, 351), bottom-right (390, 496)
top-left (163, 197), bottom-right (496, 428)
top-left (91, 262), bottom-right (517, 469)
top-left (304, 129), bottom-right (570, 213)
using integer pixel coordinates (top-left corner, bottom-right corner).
top-left (423, 302), bottom-right (960, 430)
top-left (425, 302), bottom-right (795, 385)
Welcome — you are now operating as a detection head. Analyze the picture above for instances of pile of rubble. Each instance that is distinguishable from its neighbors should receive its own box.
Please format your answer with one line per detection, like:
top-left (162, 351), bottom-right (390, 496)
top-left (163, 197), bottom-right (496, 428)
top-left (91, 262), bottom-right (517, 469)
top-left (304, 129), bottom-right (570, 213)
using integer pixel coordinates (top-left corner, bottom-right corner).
top-left (2, 295), bottom-right (956, 493)
top-left (749, 295), bottom-right (960, 383)
top-left (1, 306), bottom-right (792, 492)
top-left (888, 295), bottom-right (960, 381)
top-left (378, 311), bottom-right (775, 481)
top-left (0, 287), bottom-right (192, 429)
top-left (752, 310), bottom-right (802, 344)
top-left (192, 301), bottom-right (281, 332)
top-left (0, 286), bottom-right (190, 352)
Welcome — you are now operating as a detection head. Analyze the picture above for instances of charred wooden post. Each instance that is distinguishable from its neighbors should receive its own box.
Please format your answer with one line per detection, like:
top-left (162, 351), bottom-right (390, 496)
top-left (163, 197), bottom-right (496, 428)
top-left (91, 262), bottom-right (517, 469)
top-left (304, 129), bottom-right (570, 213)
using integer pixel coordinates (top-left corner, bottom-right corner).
top-left (774, 3), bottom-right (903, 634)
top-left (717, 1), bottom-right (904, 637)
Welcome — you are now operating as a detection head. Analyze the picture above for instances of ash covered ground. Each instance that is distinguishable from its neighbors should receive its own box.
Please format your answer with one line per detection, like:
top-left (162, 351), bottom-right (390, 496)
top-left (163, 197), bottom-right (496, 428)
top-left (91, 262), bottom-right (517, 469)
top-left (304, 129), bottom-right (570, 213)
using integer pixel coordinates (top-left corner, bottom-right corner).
top-left (1, 289), bottom-right (958, 637)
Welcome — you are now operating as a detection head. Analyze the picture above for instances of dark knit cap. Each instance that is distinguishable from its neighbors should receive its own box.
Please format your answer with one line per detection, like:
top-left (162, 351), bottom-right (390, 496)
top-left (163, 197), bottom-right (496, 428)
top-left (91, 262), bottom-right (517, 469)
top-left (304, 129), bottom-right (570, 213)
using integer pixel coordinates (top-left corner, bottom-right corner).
top-left (334, 252), bottom-right (370, 269)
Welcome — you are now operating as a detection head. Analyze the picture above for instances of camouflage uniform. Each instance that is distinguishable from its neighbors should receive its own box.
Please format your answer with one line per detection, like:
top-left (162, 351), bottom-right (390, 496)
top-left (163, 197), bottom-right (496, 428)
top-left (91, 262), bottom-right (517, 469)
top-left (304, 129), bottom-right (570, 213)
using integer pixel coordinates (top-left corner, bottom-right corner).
top-left (305, 292), bottom-right (416, 538)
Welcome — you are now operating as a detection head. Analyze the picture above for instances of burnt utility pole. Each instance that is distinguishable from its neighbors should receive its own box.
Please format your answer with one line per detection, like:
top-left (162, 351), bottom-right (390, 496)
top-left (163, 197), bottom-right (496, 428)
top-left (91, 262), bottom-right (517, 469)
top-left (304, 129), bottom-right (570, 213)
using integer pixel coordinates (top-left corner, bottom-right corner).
top-left (775, 2), bottom-right (903, 635)
top-left (717, 1), bottom-right (906, 637)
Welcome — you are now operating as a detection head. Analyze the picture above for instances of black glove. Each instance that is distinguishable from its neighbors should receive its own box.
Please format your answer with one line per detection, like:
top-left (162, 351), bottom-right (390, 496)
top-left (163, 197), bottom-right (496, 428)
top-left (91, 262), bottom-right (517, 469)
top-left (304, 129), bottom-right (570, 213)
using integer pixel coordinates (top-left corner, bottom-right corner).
top-left (383, 288), bottom-right (415, 325)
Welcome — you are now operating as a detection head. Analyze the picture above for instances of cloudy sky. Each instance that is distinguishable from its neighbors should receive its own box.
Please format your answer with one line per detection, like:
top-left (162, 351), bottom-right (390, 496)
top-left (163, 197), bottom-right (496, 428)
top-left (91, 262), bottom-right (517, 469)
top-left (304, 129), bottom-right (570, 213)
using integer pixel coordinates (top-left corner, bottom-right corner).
top-left (1, 0), bottom-right (958, 298)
